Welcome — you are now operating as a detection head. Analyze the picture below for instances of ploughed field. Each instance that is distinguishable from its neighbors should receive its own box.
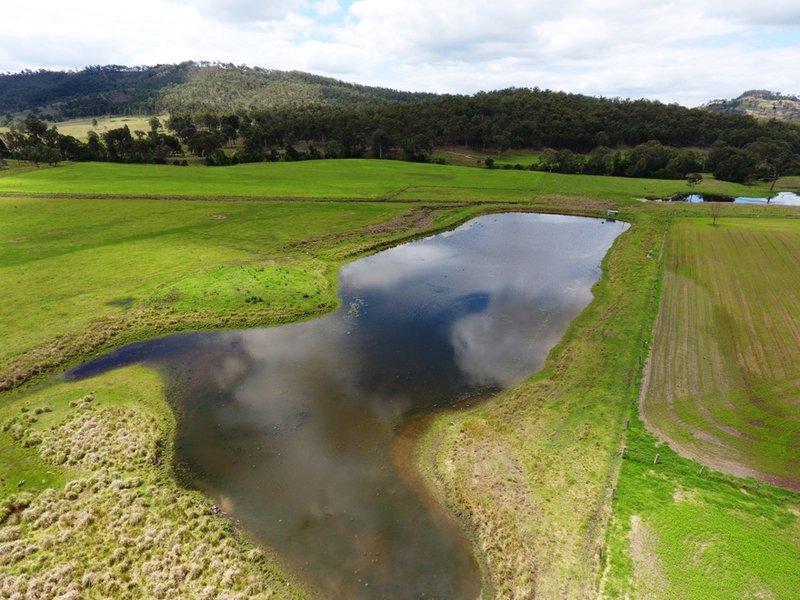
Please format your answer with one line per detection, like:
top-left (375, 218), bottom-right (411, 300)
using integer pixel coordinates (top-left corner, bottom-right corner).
top-left (642, 218), bottom-right (800, 488)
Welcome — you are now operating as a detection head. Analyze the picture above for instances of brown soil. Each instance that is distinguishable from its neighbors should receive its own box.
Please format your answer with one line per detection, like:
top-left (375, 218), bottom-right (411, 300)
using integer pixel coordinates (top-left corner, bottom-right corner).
top-left (364, 208), bottom-right (436, 234)
top-left (628, 515), bottom-right (669, 599)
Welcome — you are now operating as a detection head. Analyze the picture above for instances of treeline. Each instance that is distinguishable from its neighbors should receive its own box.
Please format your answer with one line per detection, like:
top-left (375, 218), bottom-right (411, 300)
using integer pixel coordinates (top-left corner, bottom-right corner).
top-left (3, 87), bottom-right (799, 184)
top-left (164, 88), bottom-right (800, 181)
top-left (207, 87), bottom-right (800, 154)
top-left (0, 116), bottom-right (182, 166)
top-left (499, 139), bottom-right (796, 183)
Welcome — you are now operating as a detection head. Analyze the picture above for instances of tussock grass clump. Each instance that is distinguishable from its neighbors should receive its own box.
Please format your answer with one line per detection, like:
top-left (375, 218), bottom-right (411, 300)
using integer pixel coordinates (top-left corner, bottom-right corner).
top-left (0, 376), bottom-right (306, 599)
top-left (39, 404), bottom-right (159, 471)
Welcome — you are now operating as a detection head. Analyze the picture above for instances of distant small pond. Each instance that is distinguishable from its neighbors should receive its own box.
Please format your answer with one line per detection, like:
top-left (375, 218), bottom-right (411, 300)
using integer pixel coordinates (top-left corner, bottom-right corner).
top-left (661, 191), bottom-right (800, 205)
top-left (67, 213), bottom-right (629, 599)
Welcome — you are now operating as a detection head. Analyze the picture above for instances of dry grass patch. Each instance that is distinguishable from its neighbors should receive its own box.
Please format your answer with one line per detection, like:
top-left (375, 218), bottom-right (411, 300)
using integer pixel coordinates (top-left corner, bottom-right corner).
top-left (0, 367), bottom-right (306, 600)
top-left (628, 515), bottom-right (669, 599)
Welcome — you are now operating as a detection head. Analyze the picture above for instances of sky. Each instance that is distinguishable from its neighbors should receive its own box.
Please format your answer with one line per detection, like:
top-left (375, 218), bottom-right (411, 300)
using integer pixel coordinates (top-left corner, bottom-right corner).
top-left (1, 0), bottom-right (799, 107)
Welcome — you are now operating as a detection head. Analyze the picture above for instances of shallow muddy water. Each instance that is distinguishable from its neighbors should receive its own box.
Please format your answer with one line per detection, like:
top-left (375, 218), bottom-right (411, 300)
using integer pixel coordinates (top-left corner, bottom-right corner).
top-left (68, 213), bottom-right (628, 599)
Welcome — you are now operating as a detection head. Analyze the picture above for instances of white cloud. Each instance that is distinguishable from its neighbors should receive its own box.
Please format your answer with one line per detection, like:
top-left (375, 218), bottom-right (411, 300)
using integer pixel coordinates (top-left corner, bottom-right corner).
top-left (312, 0), bottom-right (342, 18)
top-left (0, 0), bottom-right (798, 105)
top-left (170, 0), bottom-right (307, 23)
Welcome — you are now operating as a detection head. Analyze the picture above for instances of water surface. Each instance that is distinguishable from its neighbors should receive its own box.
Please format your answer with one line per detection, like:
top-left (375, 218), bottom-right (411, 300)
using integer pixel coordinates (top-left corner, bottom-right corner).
top-left (69, 213), bottom-right (628, 599)
top-left (663, 192), bottom-right (800, 204)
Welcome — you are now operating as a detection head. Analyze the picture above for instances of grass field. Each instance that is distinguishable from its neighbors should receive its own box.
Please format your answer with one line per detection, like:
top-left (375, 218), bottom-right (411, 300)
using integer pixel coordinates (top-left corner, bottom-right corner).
top-left (430, 148), bottom-right (543, 168)
top-left (600, 216), bottom-right (800, 599)
top-left (642, 218), bottom-right (800, 487)
top-left (0, 159), bottom-right (780, 203)
top-left (1, 159), bottom-right (799, 598)
top-left (601, 413), bottom-right (800, 599)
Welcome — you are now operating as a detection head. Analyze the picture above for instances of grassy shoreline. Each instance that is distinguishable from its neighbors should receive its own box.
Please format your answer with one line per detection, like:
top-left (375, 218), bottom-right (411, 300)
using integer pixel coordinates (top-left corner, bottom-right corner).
top-left (0, 366), bottom-right (311, 598)
top-left (418, 208), bottom-right (664, 597)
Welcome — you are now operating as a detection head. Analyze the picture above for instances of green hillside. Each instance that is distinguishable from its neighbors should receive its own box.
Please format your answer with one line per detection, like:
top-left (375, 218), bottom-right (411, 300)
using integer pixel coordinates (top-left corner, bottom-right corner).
top-left (0, 62), bottom-right (429, 121)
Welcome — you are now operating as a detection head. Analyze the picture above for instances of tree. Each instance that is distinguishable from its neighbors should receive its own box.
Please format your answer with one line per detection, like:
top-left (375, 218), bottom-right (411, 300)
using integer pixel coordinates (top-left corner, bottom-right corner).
top-left (103, 125), bottom-right (134, 161)
top-left (707, 144), bottom-right (757, 183)
top-left (746, 139), bottom-right (794, 192)
top-left (584, 146), bottom-right (614, 175)
top-left (625, 140), bottom-right (671, 178)
top-left (22, 115), bottom-right (49, 141)
top-left (220, 114), bottom-right (240, 145)
top-left (86, 130), bottom-right (106, 160)
top-left (663, 149), bottom-right (703, 179)
top-left (187, 130), bottom-right (223, 157)
top-left (401, 134), bottom-right (432, 162)
top-left (27, 144), bottom-right (61, 167)
top-left (686, 172), bottom-right (703, 194)
top-left (2, 131), bottom-right (28, 162)
top-left (370, 128), bottom-right (391, 159)
top-left (56, 134), bottom-right (86, 161)
top-left (166, 114), bottom-right (197, 144)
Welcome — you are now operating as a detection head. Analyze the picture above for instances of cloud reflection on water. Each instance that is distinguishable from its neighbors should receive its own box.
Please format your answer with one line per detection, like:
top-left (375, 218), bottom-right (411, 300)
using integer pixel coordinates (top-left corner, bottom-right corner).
top-left (68, 213), bottom-right (629, 600)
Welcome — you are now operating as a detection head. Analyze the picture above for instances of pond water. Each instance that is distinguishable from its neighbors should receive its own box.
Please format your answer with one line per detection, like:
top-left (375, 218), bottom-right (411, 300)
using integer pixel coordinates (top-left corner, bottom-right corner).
top-left (663, 191), bottom-right (800, 205)
top-left (67, 213), bottom-right (629, 599)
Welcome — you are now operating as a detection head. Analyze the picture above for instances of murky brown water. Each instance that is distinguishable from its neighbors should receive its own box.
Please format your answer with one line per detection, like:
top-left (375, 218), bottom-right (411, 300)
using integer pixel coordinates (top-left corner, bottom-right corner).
top-left (69, 213), bottom-right (628, 599)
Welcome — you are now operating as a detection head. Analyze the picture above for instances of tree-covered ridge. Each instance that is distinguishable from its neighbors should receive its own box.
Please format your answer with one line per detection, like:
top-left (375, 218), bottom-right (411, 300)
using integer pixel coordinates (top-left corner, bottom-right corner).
top-left (704, 90), bottom-right (800, 122)
top-left (0, 63), bottom-right (430, 121)
top-left (158, 64), bottom-right (432, 115)
top-left (0, 64), bottom-right (190, 119)
top-left (174, 88), bottom-right (800, 182)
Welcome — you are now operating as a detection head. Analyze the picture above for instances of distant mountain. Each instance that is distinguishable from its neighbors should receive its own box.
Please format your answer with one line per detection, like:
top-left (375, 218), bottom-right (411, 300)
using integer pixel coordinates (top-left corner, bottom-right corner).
top-left (703, 90), bottom-right (800, 122)
top-left (0, 62), bottom-right (431, 120)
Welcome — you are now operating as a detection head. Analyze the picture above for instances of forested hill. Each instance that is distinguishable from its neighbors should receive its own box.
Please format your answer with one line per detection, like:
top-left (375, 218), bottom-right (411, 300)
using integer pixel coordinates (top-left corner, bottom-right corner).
top-left (0, 62), bottom-right (431, 120)
top-left (703, 90), bottom-right (800, 122)
top-left (4, 63), bottom-right (800, 185)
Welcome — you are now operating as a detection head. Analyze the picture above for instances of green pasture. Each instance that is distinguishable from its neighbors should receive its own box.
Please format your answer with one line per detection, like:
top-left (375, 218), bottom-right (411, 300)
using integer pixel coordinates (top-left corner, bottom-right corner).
top-left (602, 415), bottom-right (800, 599)
top-left (0, 159), bottom-right (779, 203)
top-left (0, 196), bottom-right (449, 380)
top-left (601, 216), bottom-right (800, 598)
